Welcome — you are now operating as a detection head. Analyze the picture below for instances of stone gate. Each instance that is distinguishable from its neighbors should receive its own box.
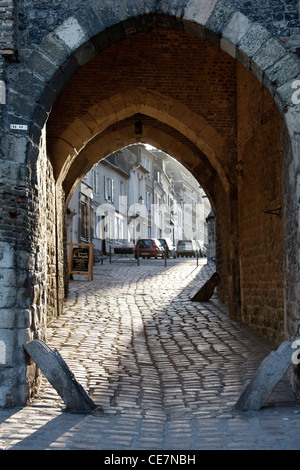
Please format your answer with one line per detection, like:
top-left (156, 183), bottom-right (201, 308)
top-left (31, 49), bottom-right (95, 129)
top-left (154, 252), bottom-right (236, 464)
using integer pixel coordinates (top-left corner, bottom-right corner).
top-left (0, 0), bottom-right (299, 407)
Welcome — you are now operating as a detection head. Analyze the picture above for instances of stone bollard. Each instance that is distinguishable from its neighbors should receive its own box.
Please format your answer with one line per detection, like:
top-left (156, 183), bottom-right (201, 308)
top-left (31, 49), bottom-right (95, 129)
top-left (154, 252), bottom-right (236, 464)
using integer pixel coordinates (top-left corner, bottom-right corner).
top-left (235, 340), bottom-right (295, 411)
top-left (24, 340), bottom-right (97, 413)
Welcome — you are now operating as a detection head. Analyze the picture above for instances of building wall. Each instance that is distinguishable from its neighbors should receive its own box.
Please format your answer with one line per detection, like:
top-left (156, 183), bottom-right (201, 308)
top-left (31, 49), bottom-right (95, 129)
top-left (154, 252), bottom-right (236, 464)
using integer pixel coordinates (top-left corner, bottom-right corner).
top-left (68, 145), bottom-right (210, 252)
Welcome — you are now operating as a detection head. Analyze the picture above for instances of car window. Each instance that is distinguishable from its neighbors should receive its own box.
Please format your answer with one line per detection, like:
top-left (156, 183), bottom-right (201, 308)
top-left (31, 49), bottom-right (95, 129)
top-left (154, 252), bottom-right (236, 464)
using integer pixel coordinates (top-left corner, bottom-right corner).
top-left (138, 240), bottom-right (153, 248)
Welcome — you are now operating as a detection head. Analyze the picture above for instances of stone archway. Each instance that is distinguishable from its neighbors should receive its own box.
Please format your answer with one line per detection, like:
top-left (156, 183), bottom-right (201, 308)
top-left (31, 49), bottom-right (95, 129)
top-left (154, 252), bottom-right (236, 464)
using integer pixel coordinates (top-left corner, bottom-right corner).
top-left (0, 1), bottom-right (299, 407)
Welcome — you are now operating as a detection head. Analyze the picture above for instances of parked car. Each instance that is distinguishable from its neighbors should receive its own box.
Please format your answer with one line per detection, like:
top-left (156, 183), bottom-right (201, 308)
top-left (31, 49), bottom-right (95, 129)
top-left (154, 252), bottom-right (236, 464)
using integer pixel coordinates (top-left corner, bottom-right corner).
top-left (114, 241), bottom-right (134, 255)
top-left (177, 239), bottom-right (198, 257)
top-left (135, 238), bottom-right (165, 259)
top-left (158, 238), bottom-right (177, 258)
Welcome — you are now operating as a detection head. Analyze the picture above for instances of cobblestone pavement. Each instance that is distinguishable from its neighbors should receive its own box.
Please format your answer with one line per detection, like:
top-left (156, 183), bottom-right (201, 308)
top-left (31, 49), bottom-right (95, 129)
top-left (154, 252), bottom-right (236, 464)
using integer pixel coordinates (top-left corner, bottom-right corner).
top-left (1, 258), bottom-right (300, 451)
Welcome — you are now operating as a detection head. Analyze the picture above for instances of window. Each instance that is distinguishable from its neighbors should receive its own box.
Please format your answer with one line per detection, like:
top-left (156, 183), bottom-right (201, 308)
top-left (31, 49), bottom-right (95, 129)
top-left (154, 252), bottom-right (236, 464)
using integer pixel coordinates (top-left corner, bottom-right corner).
top-left (79, 194), bottom-right (93, 243)
top-left (104, 176), bottom-right (115, 202)
top-left (115, 215), bottom-right (124, 242)
top-left (80, 201), bottom-right (88, 241)
top-left (93, 169), bottom-right (99, 195)
top-left (94, 212), bottom-right (101, 238)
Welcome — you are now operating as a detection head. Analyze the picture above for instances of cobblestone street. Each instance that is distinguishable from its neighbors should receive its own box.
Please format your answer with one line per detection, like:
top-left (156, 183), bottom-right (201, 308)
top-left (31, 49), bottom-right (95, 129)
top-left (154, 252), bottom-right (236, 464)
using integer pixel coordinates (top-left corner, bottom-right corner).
top-left (1, 258), bottom-right (300, 451)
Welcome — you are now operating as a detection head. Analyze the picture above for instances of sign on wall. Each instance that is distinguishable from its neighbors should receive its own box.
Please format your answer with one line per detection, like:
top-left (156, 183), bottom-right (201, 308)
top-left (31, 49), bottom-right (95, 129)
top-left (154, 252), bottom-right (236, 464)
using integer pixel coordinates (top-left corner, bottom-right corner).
top-left (67, 243), bottom-right (94, 281)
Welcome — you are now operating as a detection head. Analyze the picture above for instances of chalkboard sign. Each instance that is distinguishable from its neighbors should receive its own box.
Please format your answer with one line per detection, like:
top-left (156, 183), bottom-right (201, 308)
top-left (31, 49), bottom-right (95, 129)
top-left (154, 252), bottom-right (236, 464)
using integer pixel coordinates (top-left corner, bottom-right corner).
top-left (67, 243), bottom-right (94, 281)
top-left (72, 247), bottom-right (89, 272)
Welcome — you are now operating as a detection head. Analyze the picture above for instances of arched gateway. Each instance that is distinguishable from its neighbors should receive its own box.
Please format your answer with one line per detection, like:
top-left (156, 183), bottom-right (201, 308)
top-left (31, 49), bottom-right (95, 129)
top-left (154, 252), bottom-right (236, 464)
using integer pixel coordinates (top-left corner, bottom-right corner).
top-left (0, 0), bottom-right (299, 407)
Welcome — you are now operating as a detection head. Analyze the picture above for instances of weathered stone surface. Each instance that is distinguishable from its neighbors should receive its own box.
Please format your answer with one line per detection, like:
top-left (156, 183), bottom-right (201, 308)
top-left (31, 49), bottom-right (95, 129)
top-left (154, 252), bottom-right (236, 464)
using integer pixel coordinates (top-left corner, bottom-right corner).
top-left (264, 54), bottom-right (300, 89)
top-left (235, 341), bottom-right (294, 411)
top-left (184, 0), bottom-right (219, 25)
top-left (56, 17), bottom-right (88, 52)
top-left (220, 11), bottom-right (251, 58)
top-left (24, 340), bottom-right (96, 413)
top-left (251, 37), bottom-right (287, 82)
top-left (236, 23), bottom-right (271, 69)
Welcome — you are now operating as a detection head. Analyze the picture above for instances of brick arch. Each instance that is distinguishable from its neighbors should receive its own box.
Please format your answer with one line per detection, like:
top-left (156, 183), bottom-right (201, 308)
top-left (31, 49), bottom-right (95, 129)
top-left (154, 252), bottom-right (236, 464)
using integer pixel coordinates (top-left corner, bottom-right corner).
top-left (16, 8), bottom-right (295, 326)
top-left (64, 117), bottom-right (220, 206)
top-left (31, 8), bottom-right (294, 338)
top-left (54, 88), bottom-right (229, 198)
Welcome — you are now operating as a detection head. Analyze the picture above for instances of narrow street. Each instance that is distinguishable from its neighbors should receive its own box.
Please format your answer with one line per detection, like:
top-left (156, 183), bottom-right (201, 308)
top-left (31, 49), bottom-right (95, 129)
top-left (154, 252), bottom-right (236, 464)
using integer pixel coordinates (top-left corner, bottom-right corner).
top-left (0, 258), bottom-right (299, 451)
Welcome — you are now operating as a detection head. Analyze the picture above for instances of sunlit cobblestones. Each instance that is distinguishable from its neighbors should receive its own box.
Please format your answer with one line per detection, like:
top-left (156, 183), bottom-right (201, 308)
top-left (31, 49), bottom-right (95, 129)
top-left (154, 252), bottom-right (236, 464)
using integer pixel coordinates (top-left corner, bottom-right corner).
top-left (0, 258), bottom-right (299, 450)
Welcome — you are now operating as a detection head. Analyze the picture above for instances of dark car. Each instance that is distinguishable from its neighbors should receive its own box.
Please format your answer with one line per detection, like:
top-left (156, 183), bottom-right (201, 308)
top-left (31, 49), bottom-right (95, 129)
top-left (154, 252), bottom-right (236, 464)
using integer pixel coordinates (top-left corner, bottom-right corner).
top-left (135, 238), bottom-right (164, 259)
top-left (158, 238), bottom-right (177, 258)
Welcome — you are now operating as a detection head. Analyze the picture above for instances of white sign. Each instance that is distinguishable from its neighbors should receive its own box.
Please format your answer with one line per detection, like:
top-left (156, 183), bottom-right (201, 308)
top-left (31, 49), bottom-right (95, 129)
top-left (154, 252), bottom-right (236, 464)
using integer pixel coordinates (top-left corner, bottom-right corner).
top-left (0, 340), bottom-right (6, 365)
top-left (10, 124), bottom-right (28, 131)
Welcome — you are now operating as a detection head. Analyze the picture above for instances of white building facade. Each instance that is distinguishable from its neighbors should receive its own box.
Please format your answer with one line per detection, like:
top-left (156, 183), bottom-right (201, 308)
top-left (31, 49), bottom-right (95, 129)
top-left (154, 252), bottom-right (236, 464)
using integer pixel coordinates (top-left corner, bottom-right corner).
top-left (67, 144), bottom-right (211, 255)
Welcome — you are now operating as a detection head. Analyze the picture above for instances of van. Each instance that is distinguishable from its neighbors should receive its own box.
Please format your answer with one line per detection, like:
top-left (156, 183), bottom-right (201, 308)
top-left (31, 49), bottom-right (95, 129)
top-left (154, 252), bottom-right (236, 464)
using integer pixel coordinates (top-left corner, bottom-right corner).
top-left (176, 239), bottom-right (197, 257)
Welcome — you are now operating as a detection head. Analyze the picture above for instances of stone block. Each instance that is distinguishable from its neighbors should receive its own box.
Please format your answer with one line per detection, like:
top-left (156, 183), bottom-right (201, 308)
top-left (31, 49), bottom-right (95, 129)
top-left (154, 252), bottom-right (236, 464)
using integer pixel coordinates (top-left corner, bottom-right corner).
top-left (184, 0), bottom-right (219, 26)
top-left (0, 242), bottom-right (15, 269)
top-left (24, 339), bottom-right (97, 413)
top-left (236, 23), bottom-right (271, 69)
top-left (88, 0), bottom-right (123, 31)
top-left (220, 11), bottom-right (251, 58)
top-left (74, 41), bottom-right (97, 66)
top-left (0, 365), bottom-right (27, 407)
top-left (75, 3), bottom-right (106, 39)
top-left (0, 309), bottom-right (31, 329)
top-left (0, 328), bottom-right (30, 367)
top-left (56, 17), bottom-right (87, 52)
top-left (205, 0), bottom-right (236, 34)
top-left (251, 38), bottom-right (287, 83)
top-left (4, 134), bottom-right (28, 164)
top-left (26, 50), bottom-right (58, 82)
top-left (235, 340), bottom-right (294, 411)
top-left (9, 69), bottom-right (44, 103)
top-left (191, 272), bottom-right (220, 301)
top-left (264, 54), bottom-right (300, 90)
top-left (40, 32), bottom-right (71, 67)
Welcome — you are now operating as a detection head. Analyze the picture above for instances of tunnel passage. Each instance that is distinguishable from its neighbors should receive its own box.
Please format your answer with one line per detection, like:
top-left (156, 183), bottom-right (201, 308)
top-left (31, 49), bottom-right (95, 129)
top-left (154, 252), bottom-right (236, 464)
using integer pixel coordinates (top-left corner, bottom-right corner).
top-left (1, 0), bottom-right (298, 408)
top-left (43, 25), bottom-right (286, 345)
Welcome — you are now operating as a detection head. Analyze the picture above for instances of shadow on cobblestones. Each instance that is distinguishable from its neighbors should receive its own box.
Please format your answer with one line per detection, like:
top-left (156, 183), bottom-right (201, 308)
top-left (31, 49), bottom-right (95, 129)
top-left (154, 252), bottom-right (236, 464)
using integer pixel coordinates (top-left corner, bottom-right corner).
top-left (1, 258), bottom-right (299, 450)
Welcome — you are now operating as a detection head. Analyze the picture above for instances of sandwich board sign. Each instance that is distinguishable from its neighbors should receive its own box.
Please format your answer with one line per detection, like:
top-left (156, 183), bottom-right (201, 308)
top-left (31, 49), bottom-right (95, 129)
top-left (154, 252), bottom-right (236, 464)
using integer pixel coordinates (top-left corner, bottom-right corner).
top-left (67, 243), bottom-right (94, 281)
